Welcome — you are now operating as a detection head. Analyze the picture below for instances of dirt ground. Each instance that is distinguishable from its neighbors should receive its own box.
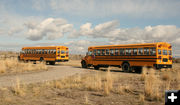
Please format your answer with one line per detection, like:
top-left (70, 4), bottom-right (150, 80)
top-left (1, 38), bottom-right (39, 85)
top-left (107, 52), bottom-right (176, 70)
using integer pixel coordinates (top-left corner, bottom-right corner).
top-left (0, 60), bottom-right (179, 105)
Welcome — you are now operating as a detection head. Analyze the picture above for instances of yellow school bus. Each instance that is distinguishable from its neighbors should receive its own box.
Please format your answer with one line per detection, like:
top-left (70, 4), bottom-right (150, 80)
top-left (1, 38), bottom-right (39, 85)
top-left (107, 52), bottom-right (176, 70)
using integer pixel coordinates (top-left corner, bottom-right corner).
top-left (18, 46), bottom-right (69, 65)
top-left (81, 42), bottom-right (172, 72)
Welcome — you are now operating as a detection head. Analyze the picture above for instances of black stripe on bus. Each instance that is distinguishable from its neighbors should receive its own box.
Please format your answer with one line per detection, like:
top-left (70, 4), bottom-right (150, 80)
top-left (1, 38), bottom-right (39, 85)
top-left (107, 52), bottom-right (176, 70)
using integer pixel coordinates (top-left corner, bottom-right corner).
top-left (93, 60), bottom-right (156, 62)
top-left (94, 58), bottom-right (157, 59)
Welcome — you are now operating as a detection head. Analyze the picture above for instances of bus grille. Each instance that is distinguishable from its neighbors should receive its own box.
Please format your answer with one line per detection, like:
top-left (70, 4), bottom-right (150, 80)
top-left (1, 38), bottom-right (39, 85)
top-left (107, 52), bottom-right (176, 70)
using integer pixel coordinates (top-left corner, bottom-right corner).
top-left (163, 58), bottom-right (168, 62)
top-left (61, 56), bottom-right (65, 58)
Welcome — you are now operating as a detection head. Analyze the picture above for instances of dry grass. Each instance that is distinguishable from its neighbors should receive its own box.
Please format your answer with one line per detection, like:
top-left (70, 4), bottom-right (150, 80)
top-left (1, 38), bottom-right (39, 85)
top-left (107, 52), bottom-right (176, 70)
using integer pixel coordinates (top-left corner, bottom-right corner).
top-left (139, 94), bottom-right (145, 105)
top-left (45, 67), bottom-right (120, 96)
top-left (141, 67), bottom-right (148, 81)
top-left (58, 60), bottom-right (81, 67)
top-left (113, 84), bottom-right (131, 95)
top-left (0, 58), bottom-right (47, 74)
top-left (144, 69), bottom-right (162, 101)
top-left (84, 94), bottom-right (91, 105)
top-left (12, 78), bottom-right (26, 96)
top-left (162, 72), bottom-right (171, 81)
top-left (0, 62), bottom-right (6, 73)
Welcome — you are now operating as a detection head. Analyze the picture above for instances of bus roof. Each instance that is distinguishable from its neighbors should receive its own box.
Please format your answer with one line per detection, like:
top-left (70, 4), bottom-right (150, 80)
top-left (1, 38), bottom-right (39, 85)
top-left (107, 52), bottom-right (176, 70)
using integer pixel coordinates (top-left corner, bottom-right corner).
top-left (22, 46), bottom-right (68, 49)
top-left (89, 42), bottom-right (170, 49)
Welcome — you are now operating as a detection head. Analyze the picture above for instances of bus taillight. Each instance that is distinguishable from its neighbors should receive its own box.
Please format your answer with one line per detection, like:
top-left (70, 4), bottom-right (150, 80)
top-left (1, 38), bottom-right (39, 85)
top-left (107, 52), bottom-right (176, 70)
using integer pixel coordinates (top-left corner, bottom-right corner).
top-left (169, 56), bottom-right (172, 60)
top-left (168, 46), bottom-right (172, 49)
top-left (158, 56), bottom-right (161, 59)
top-left (158, 45), bottom-right (162, 48)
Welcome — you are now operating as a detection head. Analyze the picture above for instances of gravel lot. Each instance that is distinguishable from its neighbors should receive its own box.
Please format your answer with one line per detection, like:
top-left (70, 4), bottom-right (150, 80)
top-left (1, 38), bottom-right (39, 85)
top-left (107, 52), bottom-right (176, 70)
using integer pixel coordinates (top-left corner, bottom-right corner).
top-left (0, 65), bottom-right (87, 87)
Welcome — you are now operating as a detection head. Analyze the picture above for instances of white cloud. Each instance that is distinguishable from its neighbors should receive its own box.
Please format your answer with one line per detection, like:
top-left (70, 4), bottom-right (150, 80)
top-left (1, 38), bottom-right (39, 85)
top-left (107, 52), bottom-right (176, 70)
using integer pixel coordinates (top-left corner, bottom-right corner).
top-left (69, 20), bottom-right (119, 38)
top-left (69, 20), bottom-right (180, 46)
top-left (26, 18), bottom-right (73, 41)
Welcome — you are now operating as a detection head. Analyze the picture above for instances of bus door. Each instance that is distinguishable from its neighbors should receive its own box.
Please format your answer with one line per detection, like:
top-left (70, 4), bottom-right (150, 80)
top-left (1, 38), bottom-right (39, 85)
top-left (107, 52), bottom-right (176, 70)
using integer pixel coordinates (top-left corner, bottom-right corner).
top-left (60, 48), bottom-right (66, 60)
top-left (85, 49), bottom-right (93, 65)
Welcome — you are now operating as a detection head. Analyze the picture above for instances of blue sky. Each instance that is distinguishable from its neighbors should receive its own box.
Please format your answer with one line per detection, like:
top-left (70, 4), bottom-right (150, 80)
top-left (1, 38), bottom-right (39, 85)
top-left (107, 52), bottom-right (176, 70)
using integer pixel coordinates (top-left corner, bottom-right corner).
top-left (0, 0), bottom-right (180, 55)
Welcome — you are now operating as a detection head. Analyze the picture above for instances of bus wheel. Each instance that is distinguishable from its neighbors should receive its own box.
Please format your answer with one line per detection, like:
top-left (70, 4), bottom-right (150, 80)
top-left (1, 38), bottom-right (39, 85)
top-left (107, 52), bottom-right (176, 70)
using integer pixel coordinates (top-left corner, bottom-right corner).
top-left (81, 61), bottom-right (87, 68)
top-left (40, 57), bottom-right (44, 62)
top-left (122, 63), bottom-right (131, 72)
top-left (134, 67), bottom-right (142, 73)
top-left (94, 66), bottom-right (100, 70)
top-left (49, 61), bottom-right (55, 65)
top-left (17, 56), bottom-right (21, 61)
top-left (33, 61), bottom-right (36, 64)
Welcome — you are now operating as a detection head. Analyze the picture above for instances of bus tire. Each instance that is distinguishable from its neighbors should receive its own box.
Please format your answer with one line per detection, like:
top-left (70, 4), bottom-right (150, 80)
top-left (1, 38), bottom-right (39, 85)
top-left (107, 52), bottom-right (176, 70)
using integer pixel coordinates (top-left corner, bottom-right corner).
top-left (49, 61), bottom-right (55, 65)
top-left (134, 67), bottom-right (142, 73)
top-left (94, 66), bottom-right (100, 70)
top-left (122, 62), bottom-right (132, 72)
top-left (33, 61), bottom-right (36, 64)
top-left (81, 60), bottom-right (87, 68)
top-left (17, 56), bottom-right (21, 61)
top-left (40, 57), bottom-right (44, 62)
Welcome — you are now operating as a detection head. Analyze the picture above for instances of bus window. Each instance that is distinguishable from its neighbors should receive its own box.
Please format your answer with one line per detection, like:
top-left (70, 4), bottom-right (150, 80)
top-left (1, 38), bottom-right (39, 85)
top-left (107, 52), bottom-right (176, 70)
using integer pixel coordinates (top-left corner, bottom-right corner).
top-left (61, 50), bottom-right (65, 54)
top-left (102, 49), bottom-right (105, 55)
top-left (106, 49), bottom-right (109, 55)
top-left (150, 47), bottom-right (156, 55)
top-left (168, 50), bottom-right (172, 55)
top-left (144, 48), bottom-right (147, 55)
top-left (120, 48), bottom-right (125, 55)
top-left (126, 48), bottom-right (131, 55)
top-left (54, 49), bottom-right (56, 54)
top-left (158, 49), bottom-right (161, 55)
top-left (110, 49), bottom-right (114, 55)
top-left (138, 48), bottom-right (143, 55)
top-left (33, 49), bottom-right (35, 54)
top-left (93, 49), bottom-right (96, 55)
top-left (163, 50), bottom-right (167, 55)
top-left (133, 48), bottom-right (137, 55)
top-left (47, 50), bottom-right (50, 54)
top-left (51, 50), bottom-right (53, 54)
top-left (147, 48), bottom-right (150, 55)
top-left (97, 49), bottom-right (101, 55)
top-left (42, 49), bottom-right (44, 54)
top-left (115, 49), bottom-right (119, 55)
top-left (39, 49), bottom-right (42, 54)
top-left (88, 51), bottom-right (92, 55)
top-left (44, 49), bottom-right (47, 54)
top-left (57, 50), bottom-right (60, 54)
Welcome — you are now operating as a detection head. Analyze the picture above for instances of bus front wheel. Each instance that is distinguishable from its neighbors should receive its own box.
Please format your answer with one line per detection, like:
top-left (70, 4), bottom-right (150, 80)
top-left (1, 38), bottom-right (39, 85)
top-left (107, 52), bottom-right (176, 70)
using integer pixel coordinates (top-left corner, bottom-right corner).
top-left (81, 61), bottom-right (87, 68)
top-left (122, 63), bottom-right (132, 72)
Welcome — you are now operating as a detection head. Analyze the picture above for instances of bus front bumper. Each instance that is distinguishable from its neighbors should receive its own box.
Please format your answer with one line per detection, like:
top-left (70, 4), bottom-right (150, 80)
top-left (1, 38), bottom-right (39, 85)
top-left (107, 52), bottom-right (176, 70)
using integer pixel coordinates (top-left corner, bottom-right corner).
top-left (154, 64), bottom-right (172, 69)
top-left (55, 59), bottom-right (69, 62)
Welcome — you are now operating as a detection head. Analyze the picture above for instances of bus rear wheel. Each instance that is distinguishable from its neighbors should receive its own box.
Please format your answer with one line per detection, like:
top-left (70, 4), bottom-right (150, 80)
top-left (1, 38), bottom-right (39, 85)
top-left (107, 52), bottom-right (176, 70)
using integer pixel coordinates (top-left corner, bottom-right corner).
top-left (40, 57), bottom-right (44, 62)
top-left (94, 66), bottom-right (100, 70)
top-left (81, 61), bottom-right (87, 68)
top-left (122, 63), bottom-right (132, 72)
top-left (134, 67), bottom-right (142, 73)
top-left (49, 61), bottom-right (55, 65)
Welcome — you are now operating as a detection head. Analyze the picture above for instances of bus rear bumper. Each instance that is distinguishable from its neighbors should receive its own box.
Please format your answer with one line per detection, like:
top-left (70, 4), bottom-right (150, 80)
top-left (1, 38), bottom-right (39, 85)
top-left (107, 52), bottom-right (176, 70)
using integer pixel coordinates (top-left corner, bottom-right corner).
top-left (154, 64), bottom-right (172, 69)
top-left (55, 59), bottom-right (69, 62)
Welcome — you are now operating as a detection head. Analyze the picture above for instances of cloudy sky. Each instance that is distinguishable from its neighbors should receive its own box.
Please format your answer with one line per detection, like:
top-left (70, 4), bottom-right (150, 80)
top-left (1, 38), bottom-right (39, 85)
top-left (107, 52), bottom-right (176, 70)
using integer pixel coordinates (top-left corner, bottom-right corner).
top-left (0, 0), bottom-right (180, 55)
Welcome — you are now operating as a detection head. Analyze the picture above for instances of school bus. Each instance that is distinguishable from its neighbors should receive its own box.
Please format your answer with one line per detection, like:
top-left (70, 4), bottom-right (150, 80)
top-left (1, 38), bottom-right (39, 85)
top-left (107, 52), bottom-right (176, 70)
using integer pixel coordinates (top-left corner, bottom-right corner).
top-left (18, 46), bottom-right (69, 65)
top-left (81, 42), bottom-right (172, 72)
